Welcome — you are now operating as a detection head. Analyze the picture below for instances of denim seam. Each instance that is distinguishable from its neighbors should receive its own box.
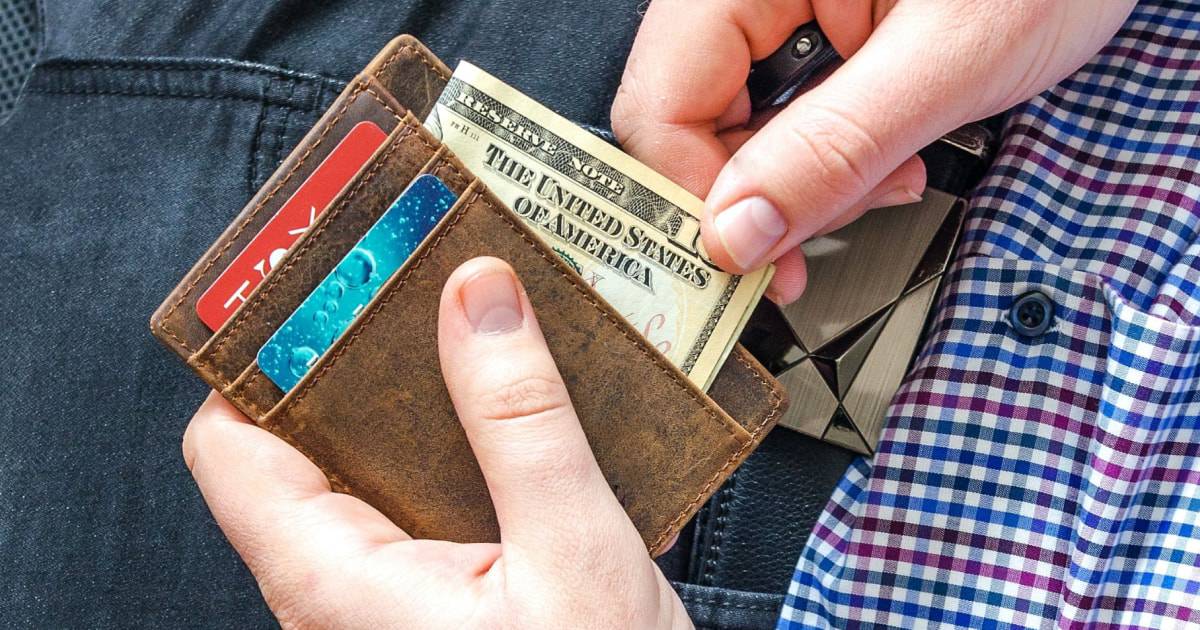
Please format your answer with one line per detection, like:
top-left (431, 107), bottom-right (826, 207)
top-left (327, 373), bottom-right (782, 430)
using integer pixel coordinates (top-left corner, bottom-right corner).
top-left (246, 82), bottom-right (271, 197)
top-left (25, 85), bottom-right (314, 111)
top-left (25, 58), bottom-right (344, 114)
top-left (699, 472), bottom-right (735, 587)
top-left (34, 0), bottom-right (46, 54)
top-left (248, 84), bottom-right (270, 194)
top-left (274, 79), bottom-right (299, 171)
top-left (677, 596), bottom-right (781, 613)
top-left (33, 57), bottom-right (339, 83)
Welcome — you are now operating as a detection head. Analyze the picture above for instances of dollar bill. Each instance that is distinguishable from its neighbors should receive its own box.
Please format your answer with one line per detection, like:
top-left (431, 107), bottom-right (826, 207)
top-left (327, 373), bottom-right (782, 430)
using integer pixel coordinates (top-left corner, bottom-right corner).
top-left (426, 62), bottom-right (772, 390)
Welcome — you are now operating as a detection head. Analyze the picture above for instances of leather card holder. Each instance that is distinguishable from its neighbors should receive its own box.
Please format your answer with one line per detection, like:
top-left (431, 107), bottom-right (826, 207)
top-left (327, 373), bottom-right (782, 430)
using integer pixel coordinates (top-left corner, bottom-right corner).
top-left (187, 116), bottom-right (457, 392)
top-left (151, 35), bottom-right (445, 360)
top-left (259, 172), bottom-right (769, 553)
top-left (151, 35), bottom-right (787, 555)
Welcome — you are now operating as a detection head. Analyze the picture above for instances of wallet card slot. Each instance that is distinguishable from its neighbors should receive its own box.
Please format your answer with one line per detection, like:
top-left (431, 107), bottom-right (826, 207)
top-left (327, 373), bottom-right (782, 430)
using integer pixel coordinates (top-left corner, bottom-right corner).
top-left (258, 177), bottom-right (754, 554)
top-left (152, 36), bottom-right (448, 363)
top-left (151, 75), bottom-right (410, 361)
top-left (222, 360), bottom-right (282, 421)
top-left (707, 345), bottom-right (786, 436)
top-left (188, 115), bottom-right (446, 390)
top-left (256, 177), bottom-right (486, 414)
top-left (223, 169), bottom-right (475, 420)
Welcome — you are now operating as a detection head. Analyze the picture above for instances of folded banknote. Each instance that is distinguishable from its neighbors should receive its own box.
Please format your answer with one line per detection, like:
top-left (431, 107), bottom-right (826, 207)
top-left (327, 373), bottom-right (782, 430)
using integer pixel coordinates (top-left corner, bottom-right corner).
top-left (427, 62), bottom-right (772, 390)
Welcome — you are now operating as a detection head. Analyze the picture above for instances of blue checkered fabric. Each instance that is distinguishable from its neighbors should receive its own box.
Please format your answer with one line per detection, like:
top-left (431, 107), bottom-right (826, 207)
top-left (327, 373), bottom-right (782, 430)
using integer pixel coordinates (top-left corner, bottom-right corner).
top-left (780, 1), bottom-right (1200, 627)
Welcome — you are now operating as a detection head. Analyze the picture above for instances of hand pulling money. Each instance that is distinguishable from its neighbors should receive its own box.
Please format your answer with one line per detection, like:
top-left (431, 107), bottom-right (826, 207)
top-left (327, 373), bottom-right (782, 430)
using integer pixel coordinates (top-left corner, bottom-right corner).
top-left (427, 62), bottom-right (772, 390)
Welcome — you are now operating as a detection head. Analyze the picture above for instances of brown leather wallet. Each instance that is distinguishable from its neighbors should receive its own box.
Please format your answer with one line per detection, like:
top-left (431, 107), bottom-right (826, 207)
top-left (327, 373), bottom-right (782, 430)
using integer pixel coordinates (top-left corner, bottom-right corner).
top-left (150, 35), bottom-right (787, 556)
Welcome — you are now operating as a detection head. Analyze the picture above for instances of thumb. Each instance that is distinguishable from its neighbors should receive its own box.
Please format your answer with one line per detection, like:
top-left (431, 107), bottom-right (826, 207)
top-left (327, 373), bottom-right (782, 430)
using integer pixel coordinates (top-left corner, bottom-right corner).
top-left (437, 257), bottom-right (640, 567)
top-left (701, 7), bottom-right (1004, 274)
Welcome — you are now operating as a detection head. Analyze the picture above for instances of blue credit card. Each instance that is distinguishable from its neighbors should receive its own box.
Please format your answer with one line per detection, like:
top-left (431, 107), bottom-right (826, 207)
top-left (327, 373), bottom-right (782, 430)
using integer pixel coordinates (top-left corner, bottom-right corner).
top-left (258, 174), bottom-right (458, 392)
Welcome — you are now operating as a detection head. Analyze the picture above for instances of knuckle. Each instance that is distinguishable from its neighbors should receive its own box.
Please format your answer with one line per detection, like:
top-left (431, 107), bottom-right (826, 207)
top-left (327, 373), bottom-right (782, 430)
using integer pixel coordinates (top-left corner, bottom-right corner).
top-left (245, 435), bottom-right (303, 485)
top-left (610, 56), bottom-right (673, 156)
top-left (180, 421), bottom-right (200, 472)
top-left (610, 77), bottom-right (651, 151)
top-left (268, 585), bottom-right (328, 630)
top-left (271, 599), bottom-right (322, 630)
top-left (181, 413), bottom-right (235, 476)
top-left (259, 561), bottom-right (355, 629)
top-left (783, 102), bottom-right (885, 198)
top-left (476, 373), bottom-right (572, 423)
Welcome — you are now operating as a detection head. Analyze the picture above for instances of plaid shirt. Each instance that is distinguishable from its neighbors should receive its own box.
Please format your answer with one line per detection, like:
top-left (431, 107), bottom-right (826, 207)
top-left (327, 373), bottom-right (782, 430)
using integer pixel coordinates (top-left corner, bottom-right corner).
top-left (780, 2), bottom-right (1200, 628)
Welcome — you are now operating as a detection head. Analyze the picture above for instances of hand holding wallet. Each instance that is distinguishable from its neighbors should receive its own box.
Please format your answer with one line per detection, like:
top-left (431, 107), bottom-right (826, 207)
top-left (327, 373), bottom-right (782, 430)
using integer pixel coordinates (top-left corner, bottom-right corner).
top-left (183, 267), bottom-right (697, 627)
top-left (152, 36), bottom-right (787, 556)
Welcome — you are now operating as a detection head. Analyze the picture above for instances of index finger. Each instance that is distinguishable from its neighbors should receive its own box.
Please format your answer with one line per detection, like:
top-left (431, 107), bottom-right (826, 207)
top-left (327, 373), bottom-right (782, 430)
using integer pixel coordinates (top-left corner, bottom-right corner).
top-left (611, 0), bottom-right (813, 196)
top-left (182, 393), bottom-right (411, 574)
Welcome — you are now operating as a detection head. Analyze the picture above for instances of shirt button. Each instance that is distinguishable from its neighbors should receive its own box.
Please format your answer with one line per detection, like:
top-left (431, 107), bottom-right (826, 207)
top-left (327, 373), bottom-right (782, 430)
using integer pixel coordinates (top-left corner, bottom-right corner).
top-left (1010, 291), bottom-right (1054, 338)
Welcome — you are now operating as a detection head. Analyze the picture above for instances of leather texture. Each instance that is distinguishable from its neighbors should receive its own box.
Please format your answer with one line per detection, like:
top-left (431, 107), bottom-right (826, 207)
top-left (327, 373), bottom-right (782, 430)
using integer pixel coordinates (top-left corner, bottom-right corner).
top-left (150, 35), bottom-right (788, 556)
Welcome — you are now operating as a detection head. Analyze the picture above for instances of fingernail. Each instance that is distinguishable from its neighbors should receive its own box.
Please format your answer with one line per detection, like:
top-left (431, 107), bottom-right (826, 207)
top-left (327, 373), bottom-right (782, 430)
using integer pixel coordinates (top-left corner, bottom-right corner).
top-left (461, 268), bottom-right (523, 334)
top-left (713, 197), bottom-right (788, 269)
top-left (870, 186), bottom-right (922, 209)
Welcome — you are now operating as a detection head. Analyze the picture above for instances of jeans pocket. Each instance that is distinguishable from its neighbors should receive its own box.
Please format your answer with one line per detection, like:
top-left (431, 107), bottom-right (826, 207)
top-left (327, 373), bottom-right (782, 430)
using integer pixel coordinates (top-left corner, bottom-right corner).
top-left (673, 582), bottom-right (784, 630)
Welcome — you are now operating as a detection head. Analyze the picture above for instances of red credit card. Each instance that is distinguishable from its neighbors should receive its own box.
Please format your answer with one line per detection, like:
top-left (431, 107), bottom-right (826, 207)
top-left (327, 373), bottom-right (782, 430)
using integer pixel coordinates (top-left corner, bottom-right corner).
top-left (197, 121), bottom-right (388, 331)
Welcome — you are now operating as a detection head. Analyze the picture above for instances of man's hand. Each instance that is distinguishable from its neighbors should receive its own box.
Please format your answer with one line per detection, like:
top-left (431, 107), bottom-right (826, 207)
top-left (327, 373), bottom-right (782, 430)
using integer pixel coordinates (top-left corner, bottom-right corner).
top-left (183, 257), bottom-right (692, 630)
top-left (612, 0), bottom-right (1134, 303)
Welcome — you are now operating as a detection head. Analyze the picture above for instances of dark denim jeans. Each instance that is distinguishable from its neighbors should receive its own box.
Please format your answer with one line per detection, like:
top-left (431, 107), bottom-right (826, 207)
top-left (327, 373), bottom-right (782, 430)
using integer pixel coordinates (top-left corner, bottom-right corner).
top-left (0, 2), bottom-right (797, 627)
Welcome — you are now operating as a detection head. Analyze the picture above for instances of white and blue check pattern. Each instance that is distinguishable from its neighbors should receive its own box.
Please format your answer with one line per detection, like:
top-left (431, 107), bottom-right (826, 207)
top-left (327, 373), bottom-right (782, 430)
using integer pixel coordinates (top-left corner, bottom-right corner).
top-left (780, 1), bottom-right (1200, 627)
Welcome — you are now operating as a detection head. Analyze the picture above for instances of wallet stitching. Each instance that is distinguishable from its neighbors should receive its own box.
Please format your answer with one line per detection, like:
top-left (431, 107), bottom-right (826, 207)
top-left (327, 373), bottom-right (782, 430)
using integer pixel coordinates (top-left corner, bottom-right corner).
top-left (377, 42), bottom-right (450, 80)
top-left (158, 81), bottom-right (404, 354)
top-left (648, 352), bottom-right (783, 554)
top-left (245, 83), bottom-right (271, 197)
top-left (734, 350), bottom-right (785, 429)
top-left (199, 120), bottom-right (425, 384)
top-left (224, 367), bottom-right (271, 419)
